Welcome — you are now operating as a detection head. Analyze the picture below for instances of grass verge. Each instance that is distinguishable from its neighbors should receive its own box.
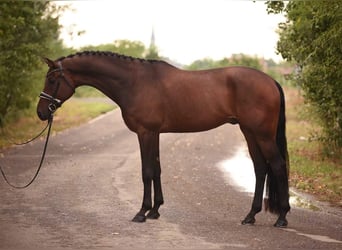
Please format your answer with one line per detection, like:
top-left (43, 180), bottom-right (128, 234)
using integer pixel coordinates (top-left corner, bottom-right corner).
top-left (0, 97), bottom-right (115, 149)
top-left (285, 87), bottom-right (342, 207)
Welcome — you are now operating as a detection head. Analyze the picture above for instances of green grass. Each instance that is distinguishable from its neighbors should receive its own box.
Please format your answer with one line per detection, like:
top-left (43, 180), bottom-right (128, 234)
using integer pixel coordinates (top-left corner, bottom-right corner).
top-left (0, 97), bottom-right (115, 149)
top-left (74, 86), bottom-right (106, 98)
top-left (285, 87), bottom-right (342, 207)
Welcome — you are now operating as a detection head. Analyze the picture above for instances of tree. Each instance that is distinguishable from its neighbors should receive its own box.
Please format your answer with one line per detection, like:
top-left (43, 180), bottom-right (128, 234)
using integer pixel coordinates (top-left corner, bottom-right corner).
top-left (145, 43), bottom-right (160, 60)
top-left (82, 40), bottom-right (146, 58)
top-left (186, 54), bottom-right (263, 70)
top-left (226, 54), bottom-right (263, 70)
top-left (82, 39), bottom-right (162, 60)
top-left (267, 1), bottom-right (342, 154)
top-left (0, 1), bottom-right (62, 125)
top-left (186, 58), bottom-right (220, 70)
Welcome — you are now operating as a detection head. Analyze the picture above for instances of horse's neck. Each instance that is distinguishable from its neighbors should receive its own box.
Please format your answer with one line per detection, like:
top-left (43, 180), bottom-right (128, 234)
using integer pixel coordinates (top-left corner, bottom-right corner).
top-left (65, 57), bottom-right (134, 105)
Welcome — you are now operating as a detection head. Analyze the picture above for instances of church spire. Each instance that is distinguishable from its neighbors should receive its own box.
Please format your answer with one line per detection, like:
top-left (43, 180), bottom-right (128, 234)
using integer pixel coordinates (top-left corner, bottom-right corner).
top-left (146, 26), bottom-right (159, 59)
top-left (150, 26), bottom-right (156, 48)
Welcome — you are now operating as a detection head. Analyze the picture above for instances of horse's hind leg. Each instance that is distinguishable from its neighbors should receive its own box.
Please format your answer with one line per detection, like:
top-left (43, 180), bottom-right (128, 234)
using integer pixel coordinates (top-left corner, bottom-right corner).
top-left (241, 128), bottom-right (268, 225)
top-left (257, 138), bottom-right (290, 227)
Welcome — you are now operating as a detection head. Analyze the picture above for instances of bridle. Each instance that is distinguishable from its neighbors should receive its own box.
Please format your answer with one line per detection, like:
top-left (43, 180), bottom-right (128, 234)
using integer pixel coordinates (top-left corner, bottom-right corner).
top-left (39, 61), bottom-right (75, 115)
top-left (0, 61), bottom-right (75, 189)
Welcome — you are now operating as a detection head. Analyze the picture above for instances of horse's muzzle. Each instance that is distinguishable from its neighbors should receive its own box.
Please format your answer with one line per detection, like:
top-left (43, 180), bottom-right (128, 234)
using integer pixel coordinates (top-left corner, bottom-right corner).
top-left (37, 110), bottom-right (49, 121)
top-left (37, 92), bottom-right (62, 121)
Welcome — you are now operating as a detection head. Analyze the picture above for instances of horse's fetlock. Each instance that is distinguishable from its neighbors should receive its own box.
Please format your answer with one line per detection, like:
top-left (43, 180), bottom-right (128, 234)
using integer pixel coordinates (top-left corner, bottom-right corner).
top-left (252, 206), bottom-right (262, 214)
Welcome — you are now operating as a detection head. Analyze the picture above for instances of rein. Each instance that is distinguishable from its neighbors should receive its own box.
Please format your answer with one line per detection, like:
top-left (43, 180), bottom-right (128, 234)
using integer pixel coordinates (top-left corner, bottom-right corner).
top-left (0, 116), bottom-right (53, 189)
top-left (0, 61), bottom-right (75, 189)
top-left (1, 119), bottom-right (51, 146)
top-left (0, 61), bottom-right (70, 189)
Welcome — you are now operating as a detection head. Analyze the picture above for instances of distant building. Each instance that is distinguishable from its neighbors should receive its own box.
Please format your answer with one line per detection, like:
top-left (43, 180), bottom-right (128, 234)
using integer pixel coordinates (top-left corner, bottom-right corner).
top-left (146, 27), bottom-right (159, 60)
top-left (150, 27), bottom-right (156, 49)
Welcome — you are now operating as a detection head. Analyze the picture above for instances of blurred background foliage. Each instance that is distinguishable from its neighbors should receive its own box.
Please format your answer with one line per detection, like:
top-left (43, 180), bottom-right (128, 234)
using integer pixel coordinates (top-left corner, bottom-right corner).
top-left (1, 1), bottom-right (340, 157)
top-left (267, 0), bottom-right (342, 156)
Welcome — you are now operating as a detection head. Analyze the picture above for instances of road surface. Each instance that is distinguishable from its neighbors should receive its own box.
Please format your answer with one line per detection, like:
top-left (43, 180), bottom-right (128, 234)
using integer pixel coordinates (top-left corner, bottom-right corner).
top-left (1, 110), bottom-right (341, 249)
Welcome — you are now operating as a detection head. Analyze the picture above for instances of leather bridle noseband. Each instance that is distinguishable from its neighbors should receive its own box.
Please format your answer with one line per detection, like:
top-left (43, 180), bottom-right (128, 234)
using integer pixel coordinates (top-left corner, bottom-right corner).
top-left (39, 61), bottom-right (75, 114)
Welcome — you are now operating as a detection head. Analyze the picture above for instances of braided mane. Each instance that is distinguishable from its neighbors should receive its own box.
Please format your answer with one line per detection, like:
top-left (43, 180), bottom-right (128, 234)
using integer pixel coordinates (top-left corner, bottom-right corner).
top-left (57, 51), bottom-right (161, 64)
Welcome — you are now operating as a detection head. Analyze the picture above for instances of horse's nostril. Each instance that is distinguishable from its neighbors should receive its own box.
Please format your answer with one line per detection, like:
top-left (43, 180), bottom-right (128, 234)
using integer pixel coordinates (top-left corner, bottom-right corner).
top-left (37, 111), bottom-right (46, 121)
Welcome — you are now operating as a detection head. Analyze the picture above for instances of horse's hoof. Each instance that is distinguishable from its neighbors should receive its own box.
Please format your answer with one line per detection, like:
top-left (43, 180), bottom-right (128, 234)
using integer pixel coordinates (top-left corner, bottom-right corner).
top-left (146, 210), bottom-right (160, 219)
top-left (274, 218), bottom-right (288, 228)
top-left (132, 214), bottom-right (146, 223)
top-left (241, 216), bottom-right (256, 225)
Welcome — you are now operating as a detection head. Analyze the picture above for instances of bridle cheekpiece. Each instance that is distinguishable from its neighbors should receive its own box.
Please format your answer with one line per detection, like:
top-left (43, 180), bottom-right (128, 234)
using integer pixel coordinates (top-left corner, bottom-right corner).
top-left (39, 61), bottom-right (75, 114)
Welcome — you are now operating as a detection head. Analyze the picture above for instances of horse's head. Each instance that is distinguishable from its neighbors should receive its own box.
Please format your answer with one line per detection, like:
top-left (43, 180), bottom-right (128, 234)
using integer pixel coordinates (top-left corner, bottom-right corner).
top-left (37, 58), bottom-right (75, 121)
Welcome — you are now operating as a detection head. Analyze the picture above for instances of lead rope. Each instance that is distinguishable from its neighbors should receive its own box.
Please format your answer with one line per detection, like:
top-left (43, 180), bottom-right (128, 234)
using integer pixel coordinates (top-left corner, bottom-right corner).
top-left (0, 116), bottom-right (53, 189)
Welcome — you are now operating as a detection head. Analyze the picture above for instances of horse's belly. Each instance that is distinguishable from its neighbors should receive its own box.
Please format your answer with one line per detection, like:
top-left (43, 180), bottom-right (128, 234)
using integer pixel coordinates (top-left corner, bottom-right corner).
top-left (161, 112), bottom-right (233, 133)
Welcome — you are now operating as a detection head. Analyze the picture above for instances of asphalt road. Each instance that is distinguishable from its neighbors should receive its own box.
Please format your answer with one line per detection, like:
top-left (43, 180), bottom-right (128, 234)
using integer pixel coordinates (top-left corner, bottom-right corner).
top-left (1, 109), bottom-right (341, 249)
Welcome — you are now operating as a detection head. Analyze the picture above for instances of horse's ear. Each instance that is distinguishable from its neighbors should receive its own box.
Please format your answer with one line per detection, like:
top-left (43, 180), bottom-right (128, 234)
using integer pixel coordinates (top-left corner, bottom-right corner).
top-left (42, 57), bottom-right (56, 68)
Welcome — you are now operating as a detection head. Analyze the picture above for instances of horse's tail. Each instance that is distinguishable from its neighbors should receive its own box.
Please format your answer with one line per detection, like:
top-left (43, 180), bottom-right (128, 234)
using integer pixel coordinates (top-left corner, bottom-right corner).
top-left (265, 81), bottom-right (290, 214)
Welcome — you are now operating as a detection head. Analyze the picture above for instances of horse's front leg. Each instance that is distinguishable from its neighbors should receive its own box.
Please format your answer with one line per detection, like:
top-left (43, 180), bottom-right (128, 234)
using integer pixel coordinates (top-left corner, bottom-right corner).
top-left (146, 155), bottom-right (164, 219)
top-left (132, 131), bottom-right (163, 222)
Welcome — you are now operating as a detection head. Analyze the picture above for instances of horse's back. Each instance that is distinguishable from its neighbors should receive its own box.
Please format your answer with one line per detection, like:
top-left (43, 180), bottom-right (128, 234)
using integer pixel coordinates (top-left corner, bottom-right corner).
top-left (158, 66), bottom-right (280, 132)
top-left (156, 67), bottom-right (233, 132)
top-left (125, 64), bottom-right (281, 134)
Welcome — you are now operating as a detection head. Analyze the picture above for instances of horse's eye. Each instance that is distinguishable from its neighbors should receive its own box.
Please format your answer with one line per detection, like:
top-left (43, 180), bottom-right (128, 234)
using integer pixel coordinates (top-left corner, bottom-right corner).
top-left (48, 78), bottom-right (56, 85)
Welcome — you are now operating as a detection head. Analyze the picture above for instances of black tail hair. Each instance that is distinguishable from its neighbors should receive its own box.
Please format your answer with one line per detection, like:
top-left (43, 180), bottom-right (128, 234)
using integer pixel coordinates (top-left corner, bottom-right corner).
top-left (265, 81), bottom-right (290, 214)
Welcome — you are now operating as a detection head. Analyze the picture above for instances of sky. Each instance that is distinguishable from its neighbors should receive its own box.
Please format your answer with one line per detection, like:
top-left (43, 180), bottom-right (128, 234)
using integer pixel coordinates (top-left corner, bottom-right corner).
top-left (57, 0), bottom-right (286, 65)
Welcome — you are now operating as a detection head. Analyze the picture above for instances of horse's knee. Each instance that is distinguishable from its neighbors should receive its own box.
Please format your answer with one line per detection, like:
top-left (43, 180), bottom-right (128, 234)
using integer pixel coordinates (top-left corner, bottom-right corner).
top-left (142, 167), bottom-right (154, 182)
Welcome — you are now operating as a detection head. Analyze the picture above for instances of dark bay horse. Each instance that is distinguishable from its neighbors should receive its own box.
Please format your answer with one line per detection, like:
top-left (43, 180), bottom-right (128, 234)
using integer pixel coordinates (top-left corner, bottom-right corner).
top-left (37, 51), bottom-right (290, 227)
